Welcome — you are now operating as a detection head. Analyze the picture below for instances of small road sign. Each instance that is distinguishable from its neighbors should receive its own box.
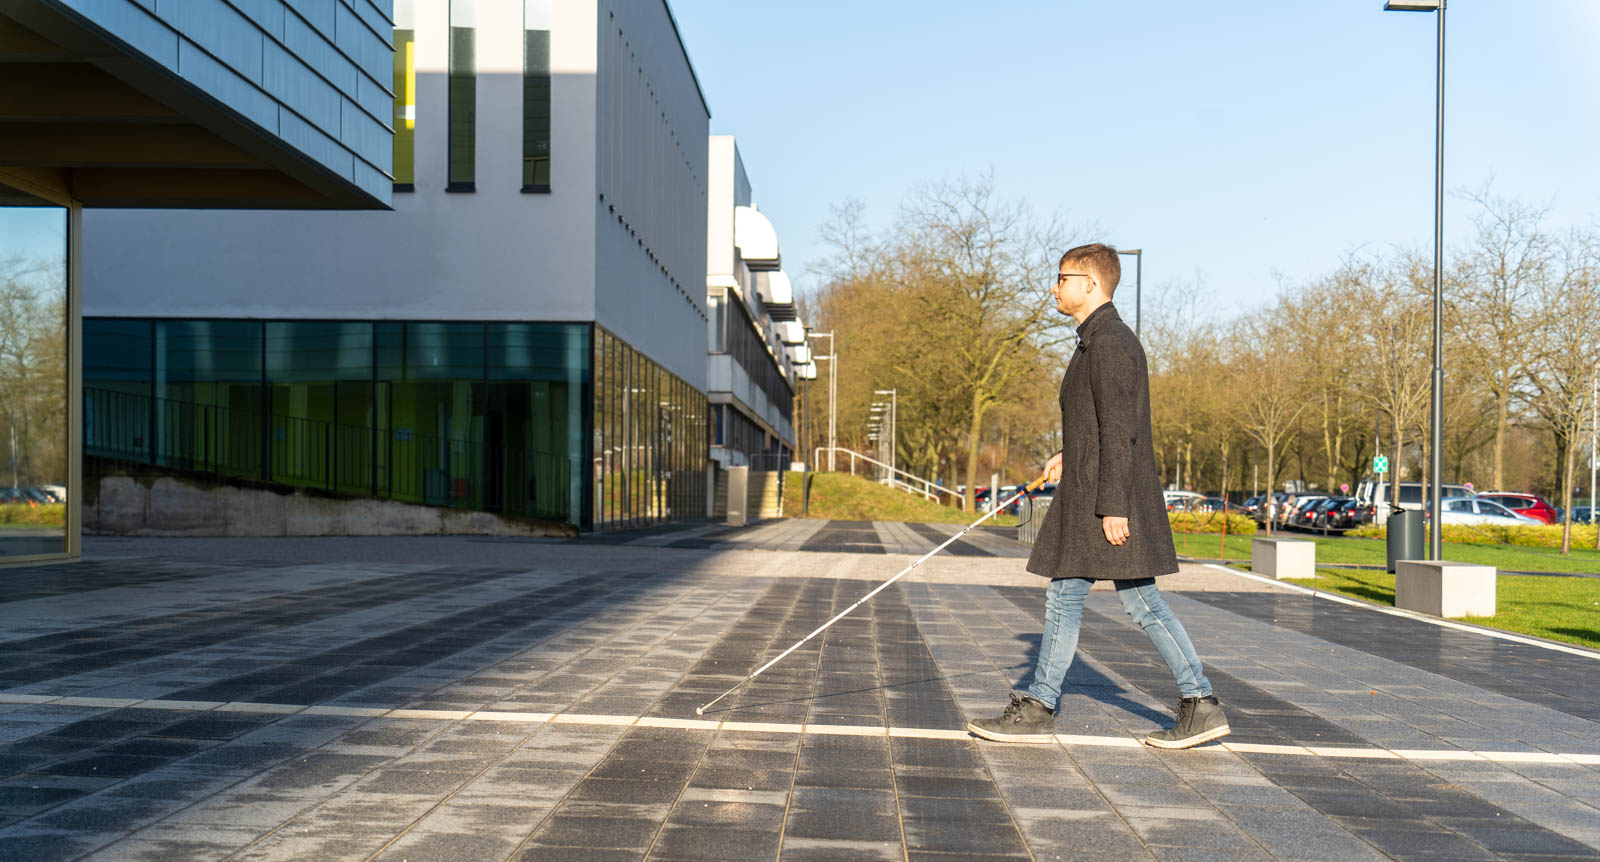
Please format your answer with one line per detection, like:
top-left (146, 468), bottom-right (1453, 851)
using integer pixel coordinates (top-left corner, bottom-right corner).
top-left (1374, 455), bottom-right (1389, 474)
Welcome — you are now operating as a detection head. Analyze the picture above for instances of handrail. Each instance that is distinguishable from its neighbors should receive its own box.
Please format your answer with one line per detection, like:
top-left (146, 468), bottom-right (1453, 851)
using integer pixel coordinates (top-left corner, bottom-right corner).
top-left (812, 446), bottom-right (965, 510)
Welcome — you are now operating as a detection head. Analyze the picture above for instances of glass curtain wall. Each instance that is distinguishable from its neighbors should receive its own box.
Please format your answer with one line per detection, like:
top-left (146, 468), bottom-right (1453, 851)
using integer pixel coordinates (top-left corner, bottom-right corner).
top-left (267, 322), bottom-right (373, 494)
top-left (447, 0), bottom-right (476, 191)
top-left (154, 320), bottom-right (262, 476)
top-left (592, 326), bottom-right (707, 529)
top-left (392, 0), bottom-right (416, 189)
top-left (83, 319), bottom-right (590, 527)
top-left (522, 0), bottom-right (551, 190)
top-left (0, 206), bottom-right (68, 559)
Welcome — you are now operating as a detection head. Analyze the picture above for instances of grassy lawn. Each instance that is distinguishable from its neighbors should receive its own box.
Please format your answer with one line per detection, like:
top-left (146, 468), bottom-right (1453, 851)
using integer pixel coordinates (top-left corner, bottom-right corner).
top-left (1299, 568), bottom-right (1600, 651)
top-left (782, 471), bottom-right (1017, 526)
top-left (1173, 531), bottom-right (1600, 575)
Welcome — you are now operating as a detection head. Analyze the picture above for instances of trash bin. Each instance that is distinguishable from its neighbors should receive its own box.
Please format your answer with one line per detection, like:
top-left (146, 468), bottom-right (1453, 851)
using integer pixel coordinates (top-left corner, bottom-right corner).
top-left (1387, 508), bottom-right (1424, 573)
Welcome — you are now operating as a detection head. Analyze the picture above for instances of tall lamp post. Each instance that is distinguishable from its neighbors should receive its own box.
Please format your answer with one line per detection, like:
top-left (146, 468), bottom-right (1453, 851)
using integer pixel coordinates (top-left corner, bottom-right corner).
top-left (1116, 249), bottom-right (1142, 337)
top-left (869, 403), bottom-right (886, 480)
top-left (809, 331), bottom-right (836, 471)
top-left (874, 388), bottom-right (897, 478)
top-left (1385, 0), bottom-right (1446, 561)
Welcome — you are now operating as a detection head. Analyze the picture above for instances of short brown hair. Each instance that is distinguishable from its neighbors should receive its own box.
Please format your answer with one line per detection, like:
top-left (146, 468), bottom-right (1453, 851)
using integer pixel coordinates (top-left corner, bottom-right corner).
top-left (1058, 243), bottom-right (1122, 296)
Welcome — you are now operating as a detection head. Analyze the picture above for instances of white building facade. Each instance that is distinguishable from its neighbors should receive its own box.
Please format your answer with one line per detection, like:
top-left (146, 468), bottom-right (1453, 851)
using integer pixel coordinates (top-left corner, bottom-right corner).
top-left (80, 0), bottom-right (713, 531)
top-left (705, 136), bottom-right (808, 470)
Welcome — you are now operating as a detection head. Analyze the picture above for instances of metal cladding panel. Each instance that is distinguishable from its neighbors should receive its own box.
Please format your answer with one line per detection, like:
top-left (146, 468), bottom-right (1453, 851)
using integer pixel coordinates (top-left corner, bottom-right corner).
top-left (50, 0), bottom-right (393, 205)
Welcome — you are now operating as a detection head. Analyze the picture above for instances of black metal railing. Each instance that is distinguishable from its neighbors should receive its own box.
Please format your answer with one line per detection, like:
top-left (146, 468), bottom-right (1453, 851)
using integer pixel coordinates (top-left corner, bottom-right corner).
top-left (85, 386), bottom-right (571, 523)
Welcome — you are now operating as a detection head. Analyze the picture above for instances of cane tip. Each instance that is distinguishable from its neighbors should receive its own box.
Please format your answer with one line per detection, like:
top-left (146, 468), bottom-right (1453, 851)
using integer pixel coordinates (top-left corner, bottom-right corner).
top-left (695, 707), bottom-right (704, 716)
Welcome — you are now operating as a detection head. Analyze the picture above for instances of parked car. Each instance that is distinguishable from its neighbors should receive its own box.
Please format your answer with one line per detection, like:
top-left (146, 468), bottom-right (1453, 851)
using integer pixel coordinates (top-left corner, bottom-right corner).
top-left (1311, 497), bottom-right (1353, 532)
top-left (1336, 498), bottom-right (1372, 530)
top-left (1434, 496), bottom-right (1542, 527)
top-left (1476, 492), bottom-right (1559, 525)
top-left (0, 487), bottom-right (23, 504)
top-left (1241, 495), bottom-right (1264, 516)
top-left (1286, 495), bottom-right (1328, 530)
top-left (1355, 480), bottom-right (1476, 524)
top-left (1164, 490), bottom-right (1204, 512)
top-left (1574, 506), bottom-right (1594, 524)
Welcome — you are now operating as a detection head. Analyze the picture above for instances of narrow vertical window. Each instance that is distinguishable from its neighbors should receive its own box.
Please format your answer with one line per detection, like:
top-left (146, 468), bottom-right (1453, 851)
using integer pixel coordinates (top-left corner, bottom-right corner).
top-left (447, 0), bottom-right (476, 191)
top-left (392, 0), bottom-right (415, 189)
top-left (522, 0), bottom-right (552, 191)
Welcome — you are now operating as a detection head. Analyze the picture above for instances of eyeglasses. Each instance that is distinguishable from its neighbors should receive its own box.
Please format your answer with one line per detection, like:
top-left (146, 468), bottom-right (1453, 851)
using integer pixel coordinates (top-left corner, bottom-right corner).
top-left (1056, 272), bottom-right (1091, 285)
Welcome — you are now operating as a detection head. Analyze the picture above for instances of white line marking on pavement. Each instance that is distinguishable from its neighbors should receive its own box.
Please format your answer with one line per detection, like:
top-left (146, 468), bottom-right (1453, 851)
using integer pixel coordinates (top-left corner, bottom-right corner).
top-left (4, 692), bottom-right (1595, 767)
top-left (1205, 563), bottom-right (1600, 661)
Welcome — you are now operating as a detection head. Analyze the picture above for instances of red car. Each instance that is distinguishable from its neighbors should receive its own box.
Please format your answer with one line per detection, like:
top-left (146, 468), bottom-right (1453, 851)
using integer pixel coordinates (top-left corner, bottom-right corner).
top-left (1477, 492), bottom-right (1559, 525)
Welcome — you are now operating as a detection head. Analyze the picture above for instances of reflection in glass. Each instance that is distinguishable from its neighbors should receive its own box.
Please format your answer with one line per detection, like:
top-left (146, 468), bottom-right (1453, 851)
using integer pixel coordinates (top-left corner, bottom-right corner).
top-left (522, 0), bottom-right (552, 188)
top-left (79, 317), bottom-right (699, 532)
top-left (590, 326), bottom-right (706, 529)
top-left (0, 206), bottom-right (68, 557)
top-left (448, 0), bottom-right (476, 190)
top-left (393, 0), bottom-right (417, 187)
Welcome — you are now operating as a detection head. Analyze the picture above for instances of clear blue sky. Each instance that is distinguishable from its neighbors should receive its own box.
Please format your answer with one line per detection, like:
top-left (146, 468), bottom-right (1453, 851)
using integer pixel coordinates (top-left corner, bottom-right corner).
top-left (671, 1), bottom-right (1600, 317)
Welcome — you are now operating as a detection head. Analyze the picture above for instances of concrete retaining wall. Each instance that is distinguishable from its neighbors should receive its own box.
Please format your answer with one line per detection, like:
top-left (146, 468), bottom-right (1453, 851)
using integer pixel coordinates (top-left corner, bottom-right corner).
top-left (85, 474), bottom-right (576, 539)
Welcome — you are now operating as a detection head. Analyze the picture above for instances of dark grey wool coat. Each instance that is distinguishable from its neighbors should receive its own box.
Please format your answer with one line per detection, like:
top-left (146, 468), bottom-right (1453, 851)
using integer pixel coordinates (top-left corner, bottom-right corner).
top-left (1025, 303), bottom-right (1179, 581)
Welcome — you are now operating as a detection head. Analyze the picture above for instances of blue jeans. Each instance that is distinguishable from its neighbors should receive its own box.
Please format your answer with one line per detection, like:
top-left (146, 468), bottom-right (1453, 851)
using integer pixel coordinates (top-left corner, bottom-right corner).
top-left (1025, 577), bottom-right (1212, 711)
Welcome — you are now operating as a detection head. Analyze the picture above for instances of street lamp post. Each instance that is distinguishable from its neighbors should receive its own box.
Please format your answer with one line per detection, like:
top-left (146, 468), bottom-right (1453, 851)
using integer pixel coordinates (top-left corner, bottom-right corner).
top-left (1116, 249), bottom-right (1142, 337)
top-left (1385, 0), bottom-right (1446, 561)
top-left (874, 388), bottom-right (897, 478)
top-left (809, 331), bottom-right (836, 471)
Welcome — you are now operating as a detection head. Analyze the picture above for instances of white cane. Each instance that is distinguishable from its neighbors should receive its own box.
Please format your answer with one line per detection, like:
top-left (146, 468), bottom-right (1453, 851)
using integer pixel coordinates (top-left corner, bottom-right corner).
top-left (696, 475), bottom-right (1048, 716)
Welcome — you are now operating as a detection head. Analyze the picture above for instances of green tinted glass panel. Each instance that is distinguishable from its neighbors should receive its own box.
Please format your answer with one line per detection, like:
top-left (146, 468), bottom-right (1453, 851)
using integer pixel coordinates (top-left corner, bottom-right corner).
top-left (522, 0), bottom-right (551, 187)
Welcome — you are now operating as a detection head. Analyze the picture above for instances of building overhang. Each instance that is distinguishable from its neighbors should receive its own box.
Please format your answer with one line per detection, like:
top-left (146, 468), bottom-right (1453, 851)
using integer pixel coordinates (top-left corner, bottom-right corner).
top-left (733, 205), bottom-right (779, 269)
top-left (0, 4), bottom-right (388, 209)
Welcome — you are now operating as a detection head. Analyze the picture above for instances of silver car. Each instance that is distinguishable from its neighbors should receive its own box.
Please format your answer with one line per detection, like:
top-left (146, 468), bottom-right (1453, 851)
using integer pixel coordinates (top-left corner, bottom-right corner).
top-left (1437, 496), bottom-right (1542, 527)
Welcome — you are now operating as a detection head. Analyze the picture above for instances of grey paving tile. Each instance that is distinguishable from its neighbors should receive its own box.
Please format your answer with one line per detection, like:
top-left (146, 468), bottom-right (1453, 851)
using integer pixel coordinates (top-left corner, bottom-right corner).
top-left (374, 829), bottom-right (525, 861)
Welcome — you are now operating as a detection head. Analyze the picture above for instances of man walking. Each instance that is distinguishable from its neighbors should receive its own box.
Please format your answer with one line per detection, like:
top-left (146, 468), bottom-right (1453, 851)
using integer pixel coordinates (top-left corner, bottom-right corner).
top-left (968, 243), bottom-right (1229, 750)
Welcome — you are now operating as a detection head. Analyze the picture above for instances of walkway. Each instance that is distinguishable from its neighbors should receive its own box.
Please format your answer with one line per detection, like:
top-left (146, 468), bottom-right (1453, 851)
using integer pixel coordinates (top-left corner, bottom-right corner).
top-left (0, 531), bottom-right (1596, 861)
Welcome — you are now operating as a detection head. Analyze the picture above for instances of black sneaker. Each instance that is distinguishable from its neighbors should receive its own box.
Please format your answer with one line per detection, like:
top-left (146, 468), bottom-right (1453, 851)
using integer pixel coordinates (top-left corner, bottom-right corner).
top-left (1143, 695), bottom-right (1230, 749)
top-left (967, 692), bottom-right (1055, 744)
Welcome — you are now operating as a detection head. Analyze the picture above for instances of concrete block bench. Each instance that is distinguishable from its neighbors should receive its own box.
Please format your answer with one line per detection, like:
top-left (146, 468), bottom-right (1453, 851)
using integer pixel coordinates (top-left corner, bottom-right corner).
top-left (1395, 561), bottom-right (1496, 618)
top-left (1252, 537), bottom-right (1316, 579)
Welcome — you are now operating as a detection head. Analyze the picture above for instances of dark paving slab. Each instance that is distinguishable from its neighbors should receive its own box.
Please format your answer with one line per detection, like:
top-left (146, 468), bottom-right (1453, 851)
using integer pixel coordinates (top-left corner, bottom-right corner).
top-left (800, 520), bottom-right (887, 555)
top-left (993, 585), bottom-right (1600, 861)
top-left (1183, 591), bottom-right (1600, 723)
top-left (903, 522), bottom-right (993, 557)
top-left (0, 558), bottom-right (298, 605)
top-left (0, 565), bottom-right (525, 688)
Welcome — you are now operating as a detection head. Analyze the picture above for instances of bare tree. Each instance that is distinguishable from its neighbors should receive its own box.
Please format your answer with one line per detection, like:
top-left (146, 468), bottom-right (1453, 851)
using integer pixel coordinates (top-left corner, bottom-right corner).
top-left (1458, 189), bottom-right (1553, 490)
top-left (1352, 256), bottom-right (1433, 514)
top-left (1232, 314), bottom-right (1308, 533)
top-left (1525, 231), bottom-right (1600, 553)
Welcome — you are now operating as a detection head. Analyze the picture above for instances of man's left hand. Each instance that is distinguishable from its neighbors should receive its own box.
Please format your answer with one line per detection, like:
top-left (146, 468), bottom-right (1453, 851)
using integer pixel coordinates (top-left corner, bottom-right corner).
top-left (1103, 516), bottom-right (1129, 546)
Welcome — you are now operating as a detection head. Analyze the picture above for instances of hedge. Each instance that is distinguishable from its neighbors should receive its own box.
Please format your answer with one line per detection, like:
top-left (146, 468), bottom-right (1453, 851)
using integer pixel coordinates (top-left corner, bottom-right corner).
top-left (1168, 511), bottom-right (1256, 535)
top-left (1348, 521), bottom-right (1599, 549)
top-left (0, 502), bottom-right (66, 528)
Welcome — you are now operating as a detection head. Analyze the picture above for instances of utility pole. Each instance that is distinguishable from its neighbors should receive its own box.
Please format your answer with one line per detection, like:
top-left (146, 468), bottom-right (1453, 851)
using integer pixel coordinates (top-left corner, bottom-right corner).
top-left (809, 331), bottom-right (836, 471)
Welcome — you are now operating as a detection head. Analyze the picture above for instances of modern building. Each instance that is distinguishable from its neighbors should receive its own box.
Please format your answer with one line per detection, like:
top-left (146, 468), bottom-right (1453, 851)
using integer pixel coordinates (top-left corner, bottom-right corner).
top-left (0, 0), bottom-right (393, 565)
top-left (704, 136), bottom-right (807, 471)
top-left (78, 0), bottom-right (712, 532)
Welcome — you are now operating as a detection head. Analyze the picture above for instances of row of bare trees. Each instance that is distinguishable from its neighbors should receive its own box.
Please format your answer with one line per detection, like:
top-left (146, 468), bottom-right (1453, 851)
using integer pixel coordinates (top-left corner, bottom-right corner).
top-left (1144, 191), bottom-right (1599, 552)
top-left (801, 183), bottom-right (1599, 552)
